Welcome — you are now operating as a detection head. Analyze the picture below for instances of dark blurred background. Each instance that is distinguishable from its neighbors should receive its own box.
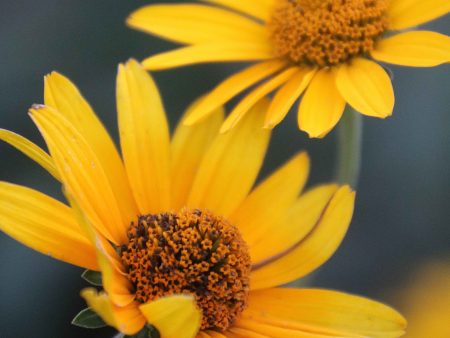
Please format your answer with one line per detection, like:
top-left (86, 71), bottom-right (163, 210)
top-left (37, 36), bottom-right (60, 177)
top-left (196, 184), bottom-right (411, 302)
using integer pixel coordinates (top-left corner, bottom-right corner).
top-left (0, 1), bottom-right (449, 337)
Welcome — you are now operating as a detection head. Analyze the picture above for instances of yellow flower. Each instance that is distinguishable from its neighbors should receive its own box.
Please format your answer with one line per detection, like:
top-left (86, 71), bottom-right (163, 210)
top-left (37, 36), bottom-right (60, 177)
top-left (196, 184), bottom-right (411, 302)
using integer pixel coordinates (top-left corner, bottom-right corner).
top-left (0, 60), bottom-right (405, 337)
top-left (128, 0), bottom-right (450, 138)
top-left (394, 260), bottom-right (450, 338)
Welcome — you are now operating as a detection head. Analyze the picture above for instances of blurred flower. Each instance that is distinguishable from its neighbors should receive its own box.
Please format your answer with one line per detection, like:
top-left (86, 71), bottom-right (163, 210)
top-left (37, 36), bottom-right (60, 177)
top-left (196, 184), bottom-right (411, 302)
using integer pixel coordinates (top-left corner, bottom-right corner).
top-left (0, 60), bottom-right (405, 337)
top-left (128, 0), bottom-right (450, 137)
top-left (394, 260), bottom-right (450, 338)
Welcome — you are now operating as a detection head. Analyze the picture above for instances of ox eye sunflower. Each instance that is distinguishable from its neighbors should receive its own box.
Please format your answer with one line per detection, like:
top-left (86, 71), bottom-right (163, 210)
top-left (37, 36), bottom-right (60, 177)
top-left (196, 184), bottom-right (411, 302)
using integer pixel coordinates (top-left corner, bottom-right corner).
top-left (0, 60), bottom-right (406, 337)
top-left (128, 0), bottom-right (450, 138)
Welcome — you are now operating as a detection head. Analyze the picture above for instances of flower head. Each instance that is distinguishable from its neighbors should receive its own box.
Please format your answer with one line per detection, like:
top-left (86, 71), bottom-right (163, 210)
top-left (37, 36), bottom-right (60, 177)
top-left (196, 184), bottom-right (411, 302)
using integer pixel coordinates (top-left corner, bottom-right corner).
top-left (0, 60), bottom-right (406, 337)
top-left (128, 0), bottom-right (450, 137)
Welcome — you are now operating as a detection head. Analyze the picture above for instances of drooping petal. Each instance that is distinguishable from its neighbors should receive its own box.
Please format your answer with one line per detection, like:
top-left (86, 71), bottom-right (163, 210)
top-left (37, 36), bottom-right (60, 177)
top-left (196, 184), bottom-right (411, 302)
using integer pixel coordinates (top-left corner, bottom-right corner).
top-left (142, 43), bottom-right (274, 71)
top-left (241, 288), bottom-right (407, 338)
top-left (250, 186), bottom-right (355, 289)
top-left (298, 69), bottom-right (346, 138)
top-left (184, 60), bottom-right (286, 125)
top-left (201, 0), bottom-right (275, 21)
top-left (117, 59), bottom-right (171, 214)
top-left (81, 288), bottom-right (146, 335)
top-left (250, 184), bottom-right (338, 264)
top-left (230, 152), bottom-right (310, 253)
top-left (127, 4), bottom-right (267, 45)
top-left (0, 182), bottom-right (97, 270)
top-left (139, 295), bottom-right (202, 338)
top-left (188, 99), bottom-right (271, 217)
top-left (171, 100), bottom-right (224, 210)
top-left (371, 31), bottom-right (450, 67)
top-left (0, 129), bottom-right (60, 180)
top-left (264, 68), bottom-right (317, 128)
top-left (30, 105), bottom-right (129, 245)
top-left (220, 67), bottom-right (298, 133)
top-left (387, 0), bottom-right (450, 30)
top-left (44, 72), bottom-right (138, 226)
top-left (336, 58), bottom-right (394, 118)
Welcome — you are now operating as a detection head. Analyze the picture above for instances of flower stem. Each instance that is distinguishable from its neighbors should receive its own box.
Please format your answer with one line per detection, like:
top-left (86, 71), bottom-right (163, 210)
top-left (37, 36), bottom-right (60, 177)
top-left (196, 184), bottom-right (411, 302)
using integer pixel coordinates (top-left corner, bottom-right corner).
top-left (335, 107), bottom-right (363, 188)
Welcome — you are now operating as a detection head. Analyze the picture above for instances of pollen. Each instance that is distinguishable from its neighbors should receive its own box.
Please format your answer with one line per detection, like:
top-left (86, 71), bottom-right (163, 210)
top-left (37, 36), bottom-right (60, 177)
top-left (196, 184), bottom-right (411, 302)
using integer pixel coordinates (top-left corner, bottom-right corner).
top-left (119, 208), bottom-right (251, 331)
top-left (268, 0), bottom-right (389, 67)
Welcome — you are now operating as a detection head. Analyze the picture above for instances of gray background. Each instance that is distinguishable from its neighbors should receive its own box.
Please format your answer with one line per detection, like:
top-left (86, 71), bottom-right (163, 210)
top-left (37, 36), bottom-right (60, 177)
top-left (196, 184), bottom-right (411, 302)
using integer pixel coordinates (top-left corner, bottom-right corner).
top-left (0, 1), bottom-right (449, 337)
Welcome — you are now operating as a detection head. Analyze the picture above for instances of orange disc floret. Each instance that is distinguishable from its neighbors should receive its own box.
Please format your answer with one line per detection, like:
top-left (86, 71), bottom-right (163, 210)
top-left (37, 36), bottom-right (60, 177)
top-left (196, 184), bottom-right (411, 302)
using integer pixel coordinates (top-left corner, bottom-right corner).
top-left (269, 0), bottom-right (389, 67)
top-left (120, 208), bottom-right (251, 331)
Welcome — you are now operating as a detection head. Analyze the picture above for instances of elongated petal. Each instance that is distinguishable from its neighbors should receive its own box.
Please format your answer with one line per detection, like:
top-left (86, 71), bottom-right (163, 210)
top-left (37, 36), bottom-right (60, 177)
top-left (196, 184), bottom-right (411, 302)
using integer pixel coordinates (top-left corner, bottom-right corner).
top-left (171, 100), bottom-right (224, 210)
top-left (220, 67), bottom-right (298, 133)
top-left (250, 184), bottom-right (338, 264)
top-left (30, 105), bottom-right (129, 244)
top-left (250, 186), bottom-right (355, 289)
top-left (372, 31), bottom-right (450, 67)
top-left (198, 332), bottom-right (227, 338)
top-left (0, 182), bottom-right (97, 270)
top-left (336, 59), bottom-right (394, 118)
top-left (264, 68), bottom-right (316, 128)
top-left (388, 0), bottom-right (450, 30)
top-left (242, 288), bottom-right (406, 338)
top-left (0, 129), bottom-right (60, 180)
top-left (81, 288), bottom-right (145, 335)
top-left (142, 43), bottom-right (274, 71)
top-left (188, 99), bottom-right (271, 217)
top-left (117, 59), bottom-right (171, 214)
top-left (201, 0), bottom-right (275, 21)
top-left (298, 70), bottom-right (345, 138)
top-left (184, 60), bottom-right (286, 125)
top-left (127, 4), bottom-right (267, 45)
top-left (139, 295), bottom-right (201, 338)
top-left (44, 72), bottom-right (137, 225)
top-left (230, 152), bottom-right (309, 253)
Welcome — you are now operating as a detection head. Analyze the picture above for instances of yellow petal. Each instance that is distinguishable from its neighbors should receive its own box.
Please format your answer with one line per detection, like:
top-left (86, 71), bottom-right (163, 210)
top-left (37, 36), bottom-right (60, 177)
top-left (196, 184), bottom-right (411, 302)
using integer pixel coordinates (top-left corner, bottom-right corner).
top-left (0, 129), bottom-right (60, 181)
top-left (30, 105), bottom-right (129, 245)
top-left (264, 68), bottom-right (317, 128)
top-left (44, 72), bottom-right (138, 232)
top-left (171, 99), bottom-right (225, 210)
top-left (220, 67), bottom-right (298, 133)
top-left (250, 184), bottom-right (338, 265)
top-left (227, 327), bottom-right (269, 337)
top-left (142, 43), bottom-right (274, 71)
top-left (188, 99), bottom-right (271, 217)
top-left (184, 60), bottom-right (286, 125)
top-left (372, 31), bottom-right (450, 67)
top-left (66, 189), bottom-right (135, 309)
top-left (201, 0), bottom-right (275, 21)
top-left (250, 186), bottom-right (355, 289)
top-left (117, 59), bottom-right (171, 214)
top-left (336, 58), bottom-right (394, 118)
top-left (0, 181), bottom-right (98, 270)
top-left (198, 331), bottom-right (227, 338)
top-left (388, 0), bottom-right (450, 30)
top-left (81, 288), bottom-right (145, 335)
top-left (298, 69), bottom-right (345, 138)
top-left (139, 295), bottom-right (202, 338)
top-left (127, 4), bottom-right (267, 45)
top-left (242, 288), bottom-right (407, 338)
top-left (230, 152), bottom-right (310, 254)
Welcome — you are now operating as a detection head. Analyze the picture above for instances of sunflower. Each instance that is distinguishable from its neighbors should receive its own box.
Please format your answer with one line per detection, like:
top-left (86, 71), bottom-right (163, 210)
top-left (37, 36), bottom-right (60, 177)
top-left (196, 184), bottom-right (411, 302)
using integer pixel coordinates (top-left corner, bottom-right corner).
top-left (0, 60), bottom-right (405, 337)
top-left (128, 0), bottom-right (450, 138)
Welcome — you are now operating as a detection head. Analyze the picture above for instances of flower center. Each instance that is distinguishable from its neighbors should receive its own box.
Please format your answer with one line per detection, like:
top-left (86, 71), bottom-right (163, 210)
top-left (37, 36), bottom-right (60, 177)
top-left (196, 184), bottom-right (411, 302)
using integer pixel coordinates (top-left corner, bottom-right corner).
top-left (268, 0), bottom-right (389, 67)
top-left (119, 208), bottom-right (251, 331)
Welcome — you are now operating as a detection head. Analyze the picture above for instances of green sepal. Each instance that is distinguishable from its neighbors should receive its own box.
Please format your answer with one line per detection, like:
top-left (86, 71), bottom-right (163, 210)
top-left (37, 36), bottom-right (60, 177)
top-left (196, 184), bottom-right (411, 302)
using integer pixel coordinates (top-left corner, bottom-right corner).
top-left (81, 269), bottom-right (102, 286)
top-left (117, 325), bottom-right (160, 338)
top-left (71, 308), bottom-right (106, 329)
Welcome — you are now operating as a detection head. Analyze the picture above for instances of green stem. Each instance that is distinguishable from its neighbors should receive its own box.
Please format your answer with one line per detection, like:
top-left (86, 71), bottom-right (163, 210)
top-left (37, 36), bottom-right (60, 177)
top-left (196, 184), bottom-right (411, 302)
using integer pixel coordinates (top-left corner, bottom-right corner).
top-left (335, 107), bottom-right (363, 188)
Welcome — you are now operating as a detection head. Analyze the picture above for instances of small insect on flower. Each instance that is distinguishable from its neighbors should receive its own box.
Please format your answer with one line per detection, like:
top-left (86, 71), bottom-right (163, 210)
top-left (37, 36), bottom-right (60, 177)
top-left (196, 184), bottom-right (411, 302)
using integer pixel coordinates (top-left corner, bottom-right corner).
top-left (0, 60), bottom-right (406, 337)
top-left (128, 0), bottom-right (450, 138)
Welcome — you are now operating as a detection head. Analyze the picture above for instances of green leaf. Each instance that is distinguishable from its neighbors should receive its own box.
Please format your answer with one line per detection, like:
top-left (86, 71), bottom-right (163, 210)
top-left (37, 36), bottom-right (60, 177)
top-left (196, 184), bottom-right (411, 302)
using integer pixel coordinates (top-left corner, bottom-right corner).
top-left (82, 269), bottom-right (102, 286)
top-left (71, 308), bottom-right (106, 329)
